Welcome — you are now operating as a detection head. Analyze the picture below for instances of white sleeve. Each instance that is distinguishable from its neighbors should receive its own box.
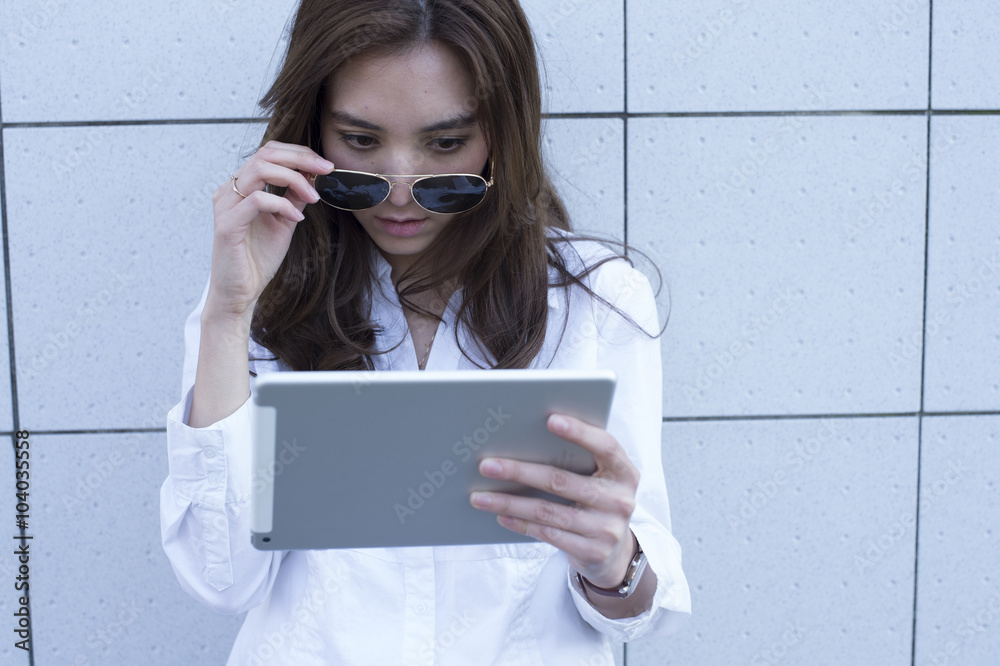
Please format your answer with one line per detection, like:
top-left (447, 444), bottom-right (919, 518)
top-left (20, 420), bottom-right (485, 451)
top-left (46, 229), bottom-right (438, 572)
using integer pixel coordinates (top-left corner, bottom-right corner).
top-left (566, 258), bottom-right (692, 642)
top-left (159, 275), bottom-right (287, 614)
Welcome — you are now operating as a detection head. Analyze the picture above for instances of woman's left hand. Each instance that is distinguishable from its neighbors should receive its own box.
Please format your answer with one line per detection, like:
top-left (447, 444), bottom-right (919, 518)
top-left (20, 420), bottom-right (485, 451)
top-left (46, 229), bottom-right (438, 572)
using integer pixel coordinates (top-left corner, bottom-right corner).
top-left (469, 413), bottom-right (640, 589)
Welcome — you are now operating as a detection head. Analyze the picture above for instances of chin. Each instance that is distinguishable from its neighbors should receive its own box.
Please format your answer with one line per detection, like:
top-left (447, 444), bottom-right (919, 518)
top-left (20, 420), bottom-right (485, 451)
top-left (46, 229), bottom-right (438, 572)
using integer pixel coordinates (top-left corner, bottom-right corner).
top-left (373, 236), bottom-right (429, 257)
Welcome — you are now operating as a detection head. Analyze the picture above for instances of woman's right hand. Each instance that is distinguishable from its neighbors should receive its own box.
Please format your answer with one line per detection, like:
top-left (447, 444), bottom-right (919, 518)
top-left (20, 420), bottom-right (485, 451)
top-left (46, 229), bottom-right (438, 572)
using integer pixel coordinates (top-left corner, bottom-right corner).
top-left (205, 140), bottom-right (334, 322)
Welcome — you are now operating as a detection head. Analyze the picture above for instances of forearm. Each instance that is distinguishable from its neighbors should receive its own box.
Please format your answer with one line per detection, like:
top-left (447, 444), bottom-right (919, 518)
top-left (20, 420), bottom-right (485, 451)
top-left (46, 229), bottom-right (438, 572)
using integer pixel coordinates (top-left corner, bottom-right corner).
top-left (189, 305), bottom-right (253, 428)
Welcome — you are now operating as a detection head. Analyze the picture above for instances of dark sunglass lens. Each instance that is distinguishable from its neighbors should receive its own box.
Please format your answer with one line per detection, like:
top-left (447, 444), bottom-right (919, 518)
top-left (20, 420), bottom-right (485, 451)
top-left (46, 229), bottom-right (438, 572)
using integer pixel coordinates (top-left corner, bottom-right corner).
top-left (314, 172), bottom-right (390, 210)
top-left (412, 175), bottom-right (487, 214)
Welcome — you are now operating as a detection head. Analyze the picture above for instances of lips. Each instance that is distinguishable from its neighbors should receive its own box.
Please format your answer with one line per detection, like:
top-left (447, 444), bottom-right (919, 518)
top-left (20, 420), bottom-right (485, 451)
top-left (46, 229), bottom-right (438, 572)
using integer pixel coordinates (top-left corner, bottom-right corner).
top-left (376, 217), bottom-right (427, 238)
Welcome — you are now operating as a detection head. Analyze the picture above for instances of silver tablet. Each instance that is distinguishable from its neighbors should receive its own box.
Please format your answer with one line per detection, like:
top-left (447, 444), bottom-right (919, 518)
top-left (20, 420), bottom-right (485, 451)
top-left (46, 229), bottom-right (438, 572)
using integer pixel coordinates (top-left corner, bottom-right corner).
top-left (250, 369), bottom-right (616, 550)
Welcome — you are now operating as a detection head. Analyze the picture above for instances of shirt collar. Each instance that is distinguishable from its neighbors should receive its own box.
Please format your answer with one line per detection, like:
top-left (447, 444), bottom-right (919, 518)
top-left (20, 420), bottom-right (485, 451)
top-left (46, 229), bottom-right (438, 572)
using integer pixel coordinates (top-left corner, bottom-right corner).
top-left (370, 245), bottom-right (393, 283)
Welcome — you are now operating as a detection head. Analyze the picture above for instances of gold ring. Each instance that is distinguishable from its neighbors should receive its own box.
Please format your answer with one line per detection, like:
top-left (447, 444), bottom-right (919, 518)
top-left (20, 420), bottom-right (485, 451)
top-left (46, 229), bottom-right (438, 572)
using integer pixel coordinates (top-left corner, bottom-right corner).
top-left (231, 175), bottom-right (248, 199)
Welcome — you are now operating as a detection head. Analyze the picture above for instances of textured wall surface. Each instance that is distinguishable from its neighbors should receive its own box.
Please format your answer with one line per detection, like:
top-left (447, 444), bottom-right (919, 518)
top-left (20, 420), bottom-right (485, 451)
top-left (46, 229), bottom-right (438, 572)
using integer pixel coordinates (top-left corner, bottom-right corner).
top-left (0, 1), bottom-right (997, 665)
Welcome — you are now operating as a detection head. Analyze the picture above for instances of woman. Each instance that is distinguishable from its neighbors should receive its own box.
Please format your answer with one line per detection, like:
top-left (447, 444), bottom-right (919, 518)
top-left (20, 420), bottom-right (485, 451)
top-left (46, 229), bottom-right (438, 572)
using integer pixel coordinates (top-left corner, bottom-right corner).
top-left (160, 0), bottom-right (690, 663)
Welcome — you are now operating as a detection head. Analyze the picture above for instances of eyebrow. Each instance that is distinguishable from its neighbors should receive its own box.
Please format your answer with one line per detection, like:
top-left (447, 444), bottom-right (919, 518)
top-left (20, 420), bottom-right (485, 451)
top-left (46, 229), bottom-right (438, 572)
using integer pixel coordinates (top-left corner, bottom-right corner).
top-left (329, 110), bottom-right (477, 133)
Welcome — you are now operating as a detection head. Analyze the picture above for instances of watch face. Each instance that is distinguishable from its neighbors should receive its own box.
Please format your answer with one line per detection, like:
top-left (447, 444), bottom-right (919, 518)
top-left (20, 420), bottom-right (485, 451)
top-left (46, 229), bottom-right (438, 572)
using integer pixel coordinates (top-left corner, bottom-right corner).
top-left (621, 552), bottom-right (648, 596)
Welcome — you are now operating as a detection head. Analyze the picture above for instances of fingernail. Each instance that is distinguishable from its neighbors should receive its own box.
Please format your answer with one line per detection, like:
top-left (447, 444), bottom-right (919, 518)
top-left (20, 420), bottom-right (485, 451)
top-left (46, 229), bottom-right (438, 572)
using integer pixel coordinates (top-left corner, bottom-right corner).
top-left (480, 459), bottom-right (501, 476)
top-left (318, 157), bottom-right (334, 169)
top-left (549, 415), bottom-right (568, 433)
top-left (470, 492), bottom-right (491, 509)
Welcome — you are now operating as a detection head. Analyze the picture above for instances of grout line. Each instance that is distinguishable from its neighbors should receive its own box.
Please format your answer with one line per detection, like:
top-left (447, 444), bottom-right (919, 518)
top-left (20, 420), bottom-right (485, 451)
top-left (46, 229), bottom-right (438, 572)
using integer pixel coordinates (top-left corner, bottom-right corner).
top-left (912, 414), bottom-right (926, 666)
top-left (912, 6), bottom-right (934, 664)
top-left (622, 109), bottom-right (932, 118)
top-left (918, 51), bottom-right (934, 450)
top-left (0, 67), bottom-right (35, 666)
top-left (0, 96), bottom-right (17, 435)
top-left (622, 0), bottom-right (628, 115)
top-left (550, 109), bottom-right (1000, 118)
top-left (0, 427), bottom-right (165, 437)
top-left (3, 108), bottom-right (1000, 131)
top-left (0, 77), bottom-right (17, 432)
top-left (0, 409), bottom-right (995, 439)
top-left (622, 0), bottom-right (629, 254)
top-left (0, 117), bottom-right (267, 129)
top-left (930, 109), bottom-right (1000, 115)
top-left (0, 409), bottom-right (995, 438)
top-left (921, 410), bottom-right (1000, 417)
top-left (1, 408), bottom-right (995, 438)
top-left (663, 412), bottom-right (921, 423)
top-left (622, 2), bottom-right (629, 662)
top-left (927, 0), bottom-right (935, 112)
top-left (662, 410), bottom-right (1000, 424)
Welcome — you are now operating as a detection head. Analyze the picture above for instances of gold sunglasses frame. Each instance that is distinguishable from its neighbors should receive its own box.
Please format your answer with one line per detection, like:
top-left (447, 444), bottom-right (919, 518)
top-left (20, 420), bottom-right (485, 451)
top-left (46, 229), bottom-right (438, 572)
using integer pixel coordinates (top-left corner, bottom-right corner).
top-left (309, 158), bottom-right (496, 215)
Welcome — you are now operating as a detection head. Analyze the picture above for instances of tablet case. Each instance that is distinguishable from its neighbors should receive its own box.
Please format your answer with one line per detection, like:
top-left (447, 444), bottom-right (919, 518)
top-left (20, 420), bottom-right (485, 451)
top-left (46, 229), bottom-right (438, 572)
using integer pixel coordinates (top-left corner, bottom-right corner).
top-left (250, 369), bottom-right (616, 550)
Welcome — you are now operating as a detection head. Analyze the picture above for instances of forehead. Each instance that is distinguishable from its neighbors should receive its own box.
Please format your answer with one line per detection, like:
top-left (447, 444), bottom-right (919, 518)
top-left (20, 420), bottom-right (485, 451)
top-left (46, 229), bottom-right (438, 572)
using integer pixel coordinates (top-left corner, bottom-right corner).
top-left (324, 42), bottom-right (478, 132)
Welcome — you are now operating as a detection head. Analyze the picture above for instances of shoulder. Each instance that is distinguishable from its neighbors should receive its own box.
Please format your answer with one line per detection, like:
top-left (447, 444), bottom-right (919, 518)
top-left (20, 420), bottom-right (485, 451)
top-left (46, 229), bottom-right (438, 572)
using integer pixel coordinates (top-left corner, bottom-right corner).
top-left (545, 226), bottom-right (620, 272)
top-left (545, 227), bottom-right (652, 307)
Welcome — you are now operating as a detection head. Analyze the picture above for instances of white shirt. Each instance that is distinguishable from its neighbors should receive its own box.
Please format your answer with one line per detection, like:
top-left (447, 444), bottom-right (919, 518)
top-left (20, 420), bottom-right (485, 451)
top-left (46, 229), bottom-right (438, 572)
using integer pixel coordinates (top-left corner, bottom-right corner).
top-left (160, 231), bottom-right (691, 665)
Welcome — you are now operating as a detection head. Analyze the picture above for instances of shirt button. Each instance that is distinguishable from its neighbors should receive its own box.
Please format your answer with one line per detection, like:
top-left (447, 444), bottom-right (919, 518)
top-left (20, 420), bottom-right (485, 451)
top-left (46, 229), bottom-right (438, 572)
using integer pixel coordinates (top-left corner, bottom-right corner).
top-left (207, 473), bottom-right (222, 486)
top-left (204, 447), bottom-right (218, 459)
top-left (414, 601), bottom-right (428, 615)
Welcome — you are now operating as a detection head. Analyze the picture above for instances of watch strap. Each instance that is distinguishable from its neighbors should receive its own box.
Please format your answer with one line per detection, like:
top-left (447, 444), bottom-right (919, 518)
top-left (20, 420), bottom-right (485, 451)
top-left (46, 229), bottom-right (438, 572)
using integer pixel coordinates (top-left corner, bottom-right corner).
top-left (577, 545), bottom-right (648, 599)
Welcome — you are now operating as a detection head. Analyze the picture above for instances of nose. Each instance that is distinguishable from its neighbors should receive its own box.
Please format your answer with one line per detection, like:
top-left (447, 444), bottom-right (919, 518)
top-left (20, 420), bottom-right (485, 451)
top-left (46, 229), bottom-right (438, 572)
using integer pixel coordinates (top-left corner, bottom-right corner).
top-left (385, 179), bottom-right (417, 207)
top-left (380, 153), bottom-right (430, 208)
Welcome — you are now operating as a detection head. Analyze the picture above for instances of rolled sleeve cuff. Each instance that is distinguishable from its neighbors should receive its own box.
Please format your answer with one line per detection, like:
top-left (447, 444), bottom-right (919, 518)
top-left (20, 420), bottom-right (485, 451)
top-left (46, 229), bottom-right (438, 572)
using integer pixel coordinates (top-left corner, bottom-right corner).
top-left (566, 523), bottom-right (692, 643)
top-left (165, 384), bottom-right (253, 507)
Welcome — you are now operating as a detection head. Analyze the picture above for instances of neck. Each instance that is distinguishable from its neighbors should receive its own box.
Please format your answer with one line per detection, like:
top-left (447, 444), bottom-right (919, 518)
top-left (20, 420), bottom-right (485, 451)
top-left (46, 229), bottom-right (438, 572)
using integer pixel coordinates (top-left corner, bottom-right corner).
top-left (385, 253), bottom-right (415, 288)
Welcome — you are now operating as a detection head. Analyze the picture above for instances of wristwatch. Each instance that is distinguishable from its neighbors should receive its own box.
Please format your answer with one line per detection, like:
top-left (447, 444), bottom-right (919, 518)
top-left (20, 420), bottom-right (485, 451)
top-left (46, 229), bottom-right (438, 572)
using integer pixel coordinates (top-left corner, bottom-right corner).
top-left (577, 541), bottom-right (648, 599)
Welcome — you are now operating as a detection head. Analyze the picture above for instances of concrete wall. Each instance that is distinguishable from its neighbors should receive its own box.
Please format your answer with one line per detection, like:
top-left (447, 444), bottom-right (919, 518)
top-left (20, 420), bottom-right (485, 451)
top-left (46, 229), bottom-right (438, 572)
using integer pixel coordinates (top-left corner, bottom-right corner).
top-left (1, 1), bottom-right (997, 664)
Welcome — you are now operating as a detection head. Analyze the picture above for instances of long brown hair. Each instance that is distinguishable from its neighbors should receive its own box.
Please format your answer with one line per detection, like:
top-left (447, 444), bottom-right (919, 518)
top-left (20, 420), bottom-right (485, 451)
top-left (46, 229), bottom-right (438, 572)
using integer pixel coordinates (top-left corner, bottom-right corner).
top-left (250, 0), bottom-right (658, 372)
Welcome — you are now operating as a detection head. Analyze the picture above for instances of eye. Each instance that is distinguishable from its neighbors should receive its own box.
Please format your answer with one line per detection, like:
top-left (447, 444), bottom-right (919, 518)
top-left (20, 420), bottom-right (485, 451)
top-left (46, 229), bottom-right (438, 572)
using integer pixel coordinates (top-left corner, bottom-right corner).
top-left (431, 137), bottom-right (467, 152)
top-left (341, 134), bottom-right (378, 149)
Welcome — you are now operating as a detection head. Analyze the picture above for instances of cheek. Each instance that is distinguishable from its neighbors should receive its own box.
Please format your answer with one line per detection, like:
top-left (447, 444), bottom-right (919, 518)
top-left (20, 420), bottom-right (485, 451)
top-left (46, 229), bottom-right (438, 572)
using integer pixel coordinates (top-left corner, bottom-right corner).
top-left (427, 211), bottom-right (455, 225)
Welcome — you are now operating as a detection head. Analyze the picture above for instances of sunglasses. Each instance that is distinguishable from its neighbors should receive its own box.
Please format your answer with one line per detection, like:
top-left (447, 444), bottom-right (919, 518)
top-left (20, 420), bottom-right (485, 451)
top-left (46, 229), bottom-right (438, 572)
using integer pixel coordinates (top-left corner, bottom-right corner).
top-left (310, 159), bottom-right (495, 215)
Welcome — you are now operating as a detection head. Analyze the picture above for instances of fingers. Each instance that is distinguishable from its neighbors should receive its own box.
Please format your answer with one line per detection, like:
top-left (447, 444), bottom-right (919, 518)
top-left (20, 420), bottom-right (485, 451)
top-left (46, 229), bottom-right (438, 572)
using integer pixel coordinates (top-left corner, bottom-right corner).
top-left (470, 490), bottom-right (633, 580)
top-left (469, 416), bottom-right (641, 586)
top-left (253, 140), bottom-right (334, 176)
top-left (476, 457), bottom-right (624, 513)
top-left (217, 140), bottom-right (333, 207)
top-left (470, 489), bottom-right (605, 538)
top-left (230, 189), bottom-right (306, 226)
top-left (494, 513), bottom-right (601, 562)
top-left (231, 157), bottom-right (326, 205)
top-left (547, 414), bottom-right (640, 487)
